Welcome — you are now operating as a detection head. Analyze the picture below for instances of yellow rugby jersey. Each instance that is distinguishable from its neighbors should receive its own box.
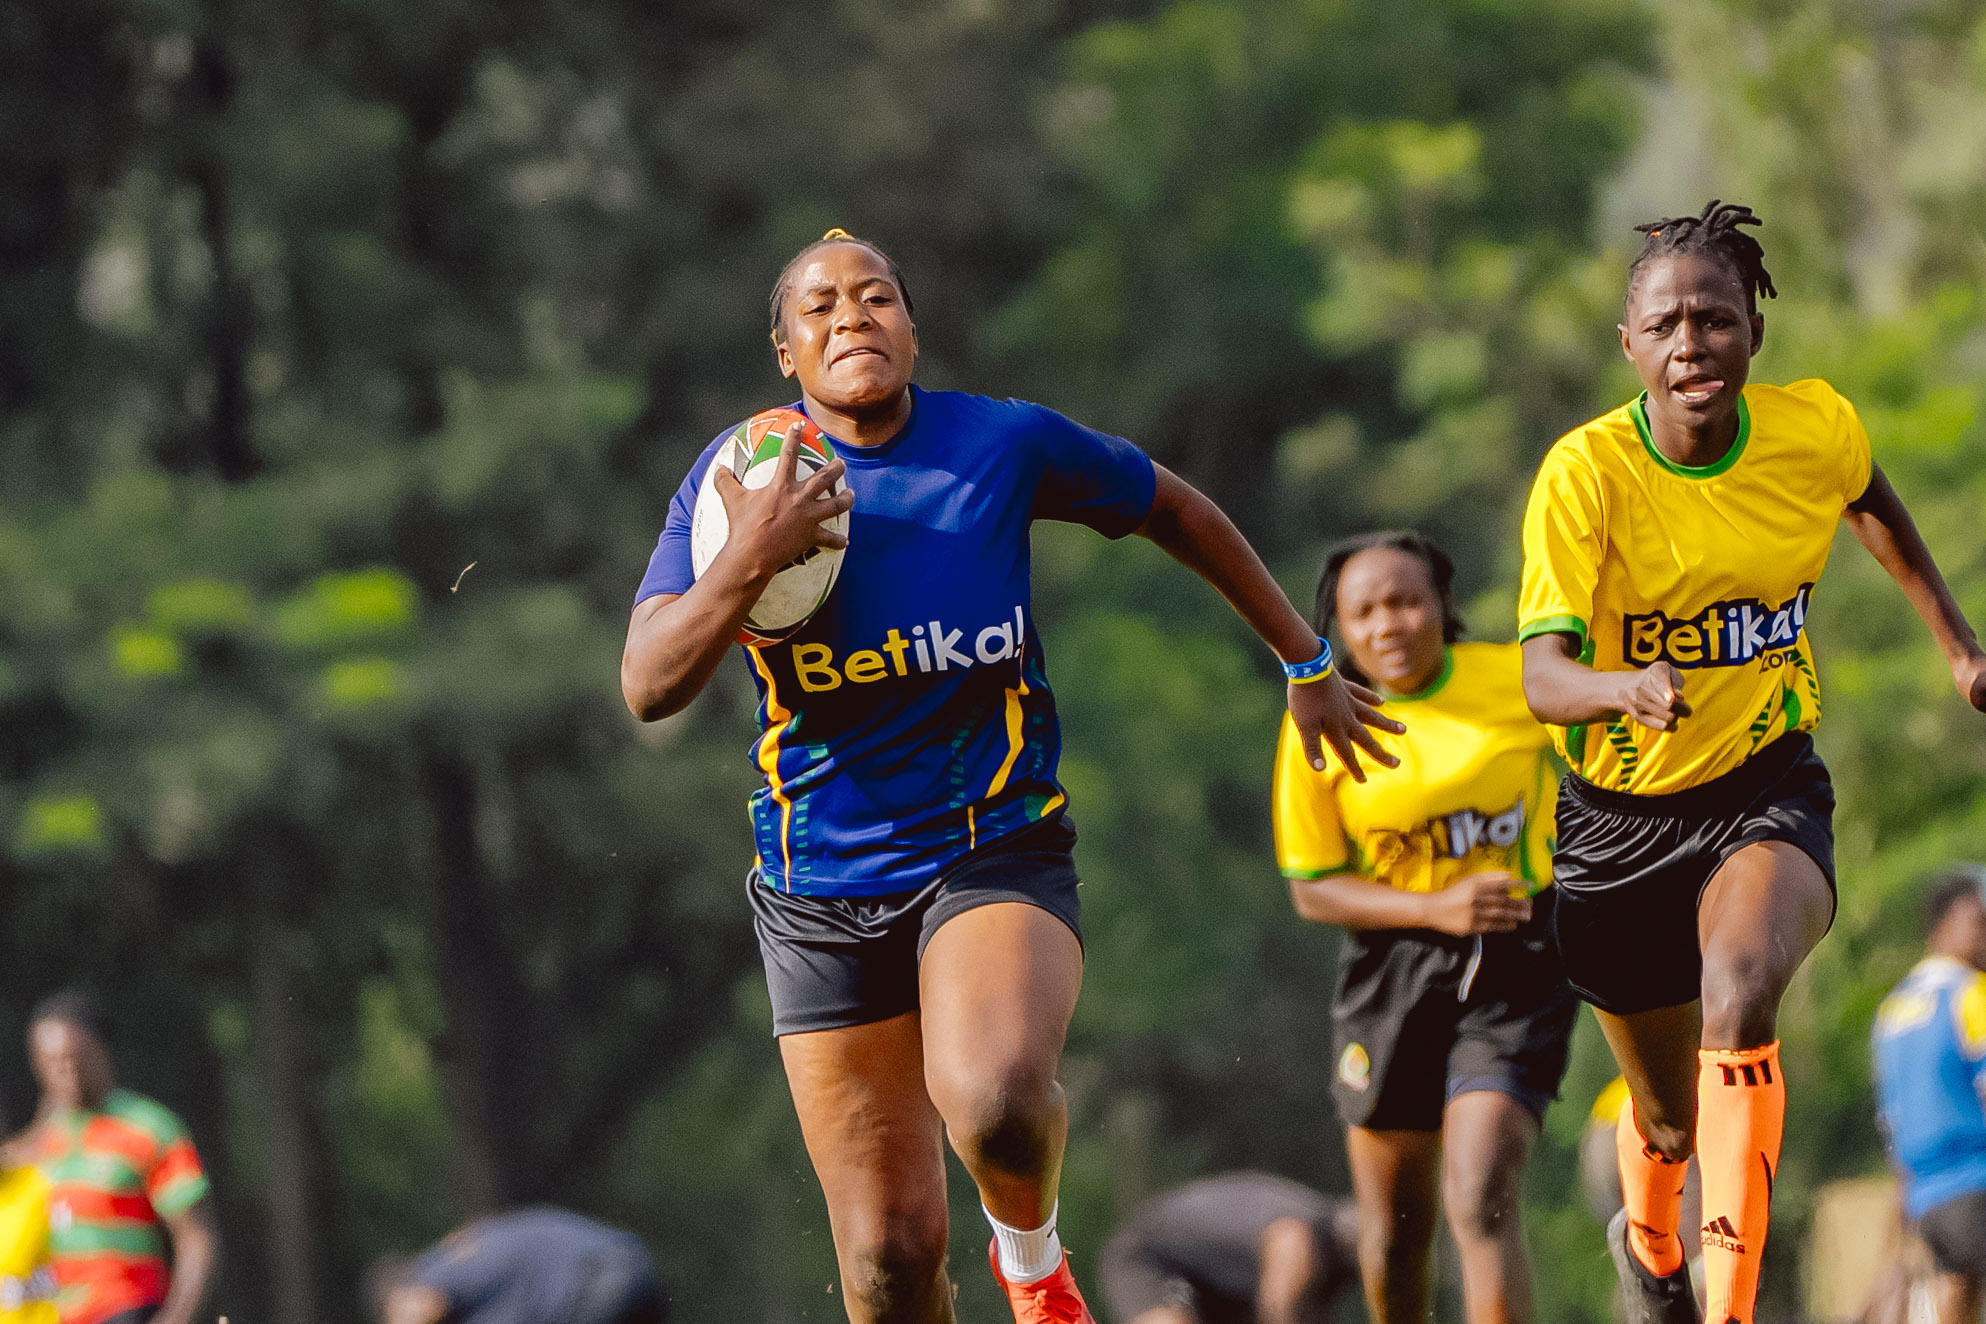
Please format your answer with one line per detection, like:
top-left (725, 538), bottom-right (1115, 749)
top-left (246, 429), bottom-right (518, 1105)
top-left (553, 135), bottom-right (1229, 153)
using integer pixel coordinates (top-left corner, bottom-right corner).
top-left (1518, 379), bottom-right (1872, 794)
top-left (1273, 642), bottom-right (1558, 894)
top-left (0, 1166), bottom-right (56, 1324)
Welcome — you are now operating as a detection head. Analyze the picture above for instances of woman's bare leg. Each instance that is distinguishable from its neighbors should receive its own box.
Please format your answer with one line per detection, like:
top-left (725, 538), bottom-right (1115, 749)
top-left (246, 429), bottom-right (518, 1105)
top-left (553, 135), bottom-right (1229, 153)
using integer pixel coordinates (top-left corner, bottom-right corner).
top-left (1346, 1126), bottom-right (1442, 1324)
top-left (1442, 1091), bottom-right (1542, 1324)
top-left (918, 902), bottom-right (1083, 1231)
top-left (780, 1014), bottom-right (955, 1323)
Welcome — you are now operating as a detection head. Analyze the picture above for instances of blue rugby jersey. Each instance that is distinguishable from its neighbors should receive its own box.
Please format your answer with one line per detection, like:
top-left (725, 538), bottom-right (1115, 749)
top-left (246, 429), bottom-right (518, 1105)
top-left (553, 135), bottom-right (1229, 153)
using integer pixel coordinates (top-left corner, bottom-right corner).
top-left (636, 387), bottom-right (1156, 896)
top-left (1872, 955), bottom-right (1986, 1218)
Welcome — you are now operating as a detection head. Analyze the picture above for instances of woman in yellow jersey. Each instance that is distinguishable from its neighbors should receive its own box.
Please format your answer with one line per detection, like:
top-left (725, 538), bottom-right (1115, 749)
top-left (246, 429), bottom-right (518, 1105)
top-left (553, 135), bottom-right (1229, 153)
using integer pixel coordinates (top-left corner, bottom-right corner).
top-left (1519, 201), bottom-right (1986, 1324)
top-left (1274, 532), bottom-right (1574, 1324)
top-left (0, 1132), bottom-right (57, 1324)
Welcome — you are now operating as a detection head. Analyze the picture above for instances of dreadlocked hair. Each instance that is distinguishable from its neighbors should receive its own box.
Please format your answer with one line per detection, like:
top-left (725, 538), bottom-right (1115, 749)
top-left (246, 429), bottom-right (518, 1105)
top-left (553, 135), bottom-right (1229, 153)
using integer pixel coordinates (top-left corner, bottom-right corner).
top-left (1626, 199), bottom-right (1777, 311)
top-left (768, 228), bottom-right (914, 344)
top-left (1312, 530), bottom-right (1464, 688)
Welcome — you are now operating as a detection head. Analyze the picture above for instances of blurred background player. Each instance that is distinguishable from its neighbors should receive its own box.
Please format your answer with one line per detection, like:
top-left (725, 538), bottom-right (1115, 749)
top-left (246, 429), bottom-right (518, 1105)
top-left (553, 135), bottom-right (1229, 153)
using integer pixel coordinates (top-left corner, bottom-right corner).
top-left (18, 993), bottom-right (216, 1324)
top-left (0, 1114), bottom-right (57, 1324)
top-left (369, 1206), bottom-right (662, 1324)
top-left (1273, 532), bottom-right (1574, 1324)
top-left (1519, 200), bottom-right (1986, 1324)
top-left (1097, 1172), bottom-right (1357, 1324)
top-left (621, 231), bottom-right (1401, 1323)
top-left (1871, 865), bottom-right (1986, 1324)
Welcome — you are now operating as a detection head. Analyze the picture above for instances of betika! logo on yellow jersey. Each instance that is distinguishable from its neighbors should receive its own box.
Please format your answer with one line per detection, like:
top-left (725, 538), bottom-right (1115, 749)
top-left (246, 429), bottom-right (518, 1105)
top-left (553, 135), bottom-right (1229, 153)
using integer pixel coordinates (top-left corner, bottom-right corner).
top-left (1623, 585), bottom-right (1812, 670)
top-left (790, 606), bottom-right (1027, 692)
top-left (1273, 643), bottom-right (1559, 896)
top-left (1518, 378), bottom-right (1874, 794)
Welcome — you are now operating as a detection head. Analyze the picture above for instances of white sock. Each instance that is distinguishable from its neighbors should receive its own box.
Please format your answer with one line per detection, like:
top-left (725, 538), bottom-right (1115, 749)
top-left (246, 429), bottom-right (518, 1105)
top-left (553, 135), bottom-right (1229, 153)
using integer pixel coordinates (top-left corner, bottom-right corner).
top-left (985, 1202), bottom-right (1062, 1284)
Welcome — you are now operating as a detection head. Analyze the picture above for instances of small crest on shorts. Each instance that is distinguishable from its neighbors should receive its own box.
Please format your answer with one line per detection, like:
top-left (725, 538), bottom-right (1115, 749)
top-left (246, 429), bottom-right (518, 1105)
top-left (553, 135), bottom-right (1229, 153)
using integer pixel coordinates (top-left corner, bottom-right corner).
top-left (1339, 1042), bottom-right (1371, 1091)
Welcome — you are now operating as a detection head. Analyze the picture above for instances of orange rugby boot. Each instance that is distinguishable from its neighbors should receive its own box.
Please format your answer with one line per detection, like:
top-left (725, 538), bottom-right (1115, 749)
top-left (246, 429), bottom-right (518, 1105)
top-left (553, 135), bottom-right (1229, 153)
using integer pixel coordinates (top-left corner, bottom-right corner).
top-left (988, 1240), bottom-right (1096, 1323)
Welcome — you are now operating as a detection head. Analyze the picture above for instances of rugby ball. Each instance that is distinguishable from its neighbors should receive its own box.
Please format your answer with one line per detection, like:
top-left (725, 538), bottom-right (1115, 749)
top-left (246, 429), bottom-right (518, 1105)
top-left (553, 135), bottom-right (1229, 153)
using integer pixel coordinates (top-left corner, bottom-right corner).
top-left (689, 408), bottom-right (849, 646)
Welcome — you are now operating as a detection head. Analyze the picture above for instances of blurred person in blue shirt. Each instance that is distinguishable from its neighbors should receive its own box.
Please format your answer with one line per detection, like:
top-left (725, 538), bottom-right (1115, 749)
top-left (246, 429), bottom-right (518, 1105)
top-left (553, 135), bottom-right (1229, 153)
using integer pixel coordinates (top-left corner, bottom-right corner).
top-left (370, 1208), bottom-right (661, 1324)
top-left (1873, 865), bottom-right (1986, 1323)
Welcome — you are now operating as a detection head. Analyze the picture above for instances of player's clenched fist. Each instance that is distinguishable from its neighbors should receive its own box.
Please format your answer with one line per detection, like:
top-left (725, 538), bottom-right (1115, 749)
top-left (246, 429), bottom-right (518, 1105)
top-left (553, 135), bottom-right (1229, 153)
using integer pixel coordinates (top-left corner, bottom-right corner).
top-left (1618, 661), bottom-right (1691, 731)
top-left (1423, 871), bottom-right (1532, 936)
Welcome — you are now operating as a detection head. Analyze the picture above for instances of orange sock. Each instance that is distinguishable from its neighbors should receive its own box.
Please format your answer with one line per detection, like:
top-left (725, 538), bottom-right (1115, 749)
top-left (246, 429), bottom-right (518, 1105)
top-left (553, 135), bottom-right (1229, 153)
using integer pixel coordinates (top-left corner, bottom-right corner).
top-left (1697, 1043), bottom-right (1785, 1324)
top-left (1617, 1097), bottom-right (1688, 1275)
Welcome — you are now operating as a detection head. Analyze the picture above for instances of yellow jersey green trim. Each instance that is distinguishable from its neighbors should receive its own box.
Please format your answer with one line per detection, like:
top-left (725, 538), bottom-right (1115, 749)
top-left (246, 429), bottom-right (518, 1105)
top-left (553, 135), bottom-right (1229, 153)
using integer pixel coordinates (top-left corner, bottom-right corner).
top-left (1381, 647), bottom-right (1455, 703)
top-left (1629, 391), bottom-right (1752, 480)
top-left (1280, 864), bottom-right (1357, 881)
top-left (1517, 614), bottom-right (1587, 647)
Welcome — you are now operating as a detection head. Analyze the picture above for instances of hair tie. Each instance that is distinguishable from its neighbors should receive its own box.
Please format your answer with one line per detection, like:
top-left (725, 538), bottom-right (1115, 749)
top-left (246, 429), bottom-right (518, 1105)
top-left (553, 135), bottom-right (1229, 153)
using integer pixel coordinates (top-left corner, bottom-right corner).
top-left (822, 227), bottom-right (852, 241)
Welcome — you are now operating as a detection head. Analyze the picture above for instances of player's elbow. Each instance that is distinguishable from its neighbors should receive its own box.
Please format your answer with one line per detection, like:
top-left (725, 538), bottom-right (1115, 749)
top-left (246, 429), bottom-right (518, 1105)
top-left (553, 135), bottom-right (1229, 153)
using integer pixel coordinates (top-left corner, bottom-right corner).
top-left (621, 661), bottom-right (686, 723)
top-left (1287, 878), bottom-right (1342, 926)
top-left (1520, 665), bottom-right (1569, 726)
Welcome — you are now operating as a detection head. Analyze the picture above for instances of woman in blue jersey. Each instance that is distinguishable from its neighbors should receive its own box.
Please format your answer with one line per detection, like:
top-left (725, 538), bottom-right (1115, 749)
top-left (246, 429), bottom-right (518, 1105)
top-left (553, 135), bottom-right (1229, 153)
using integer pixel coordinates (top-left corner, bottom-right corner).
top-left (620, 231), bottom-right (1401, 1324)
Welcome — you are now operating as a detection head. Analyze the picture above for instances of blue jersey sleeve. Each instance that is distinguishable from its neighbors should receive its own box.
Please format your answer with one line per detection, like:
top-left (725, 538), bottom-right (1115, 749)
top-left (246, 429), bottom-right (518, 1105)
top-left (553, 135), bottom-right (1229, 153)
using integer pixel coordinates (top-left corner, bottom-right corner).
top-left (1025, 404), bottom-right (1156, 539)
top-left (634, 431), bottom-right (732, 607)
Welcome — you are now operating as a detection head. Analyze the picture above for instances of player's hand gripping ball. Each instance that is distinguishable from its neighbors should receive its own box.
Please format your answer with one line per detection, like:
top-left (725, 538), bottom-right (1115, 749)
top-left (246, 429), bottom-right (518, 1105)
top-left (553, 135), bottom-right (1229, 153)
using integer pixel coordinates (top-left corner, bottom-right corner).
top-left (689, 408), bottom-right (851, 646)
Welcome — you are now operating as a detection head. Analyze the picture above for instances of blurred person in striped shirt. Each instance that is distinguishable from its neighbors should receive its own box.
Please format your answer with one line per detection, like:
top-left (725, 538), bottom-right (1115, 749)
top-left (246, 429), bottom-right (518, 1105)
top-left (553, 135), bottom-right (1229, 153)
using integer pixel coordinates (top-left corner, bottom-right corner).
top-left (18, 993), bottom-right (216, 1324)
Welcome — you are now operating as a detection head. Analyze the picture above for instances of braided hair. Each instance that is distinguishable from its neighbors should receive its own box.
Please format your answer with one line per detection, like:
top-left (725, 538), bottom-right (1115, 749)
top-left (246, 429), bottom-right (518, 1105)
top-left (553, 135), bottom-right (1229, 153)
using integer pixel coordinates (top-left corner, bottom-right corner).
top-left (768, 228), bottom-right (915, 345)
top-left (1312, 531), bottom-right (1464, 687)
top-left (1625, 200), bottom-right (1777, 313)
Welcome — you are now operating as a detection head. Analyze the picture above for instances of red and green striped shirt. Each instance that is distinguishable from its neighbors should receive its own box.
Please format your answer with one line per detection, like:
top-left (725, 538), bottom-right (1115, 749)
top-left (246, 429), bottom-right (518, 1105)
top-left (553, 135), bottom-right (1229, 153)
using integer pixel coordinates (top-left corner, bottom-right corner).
top-left (26, 1091), bottom-right (209, 1324)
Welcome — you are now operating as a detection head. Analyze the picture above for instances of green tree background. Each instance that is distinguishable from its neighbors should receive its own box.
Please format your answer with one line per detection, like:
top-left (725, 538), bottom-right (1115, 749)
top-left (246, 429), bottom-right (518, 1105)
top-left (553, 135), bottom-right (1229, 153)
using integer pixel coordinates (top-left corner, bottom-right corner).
top-left (3, 0), bottom-right (1985, 1320)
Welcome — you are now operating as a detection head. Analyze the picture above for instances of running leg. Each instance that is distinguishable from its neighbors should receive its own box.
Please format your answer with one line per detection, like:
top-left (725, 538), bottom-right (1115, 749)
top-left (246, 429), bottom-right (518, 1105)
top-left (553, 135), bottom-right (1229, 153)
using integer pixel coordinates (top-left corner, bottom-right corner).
top-left (1595, 1001), bottom-right (1702, 1273)
top-left (780, 1014), bottom-right (955, 1324)
top-left (920, 900), bottom-right (1091, 1317)
top-left (1694, 841), bottom-right (1832, 1324)
top-left (1345, 1127), bottom-right (1442, 1324)
top-left (1441, 1090), bottom-right (1541, 1324)
top-left (920, 902), bottom-right (1082, 1230)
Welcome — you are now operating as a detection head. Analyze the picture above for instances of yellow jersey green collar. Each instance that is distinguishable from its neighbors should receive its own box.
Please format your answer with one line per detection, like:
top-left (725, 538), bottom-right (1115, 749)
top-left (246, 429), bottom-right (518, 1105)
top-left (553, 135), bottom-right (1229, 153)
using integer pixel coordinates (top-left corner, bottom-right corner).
top-left (1630, 390), bottom-right (1751, 479)
top-left (1380, 646), bottom-right (1453, 702)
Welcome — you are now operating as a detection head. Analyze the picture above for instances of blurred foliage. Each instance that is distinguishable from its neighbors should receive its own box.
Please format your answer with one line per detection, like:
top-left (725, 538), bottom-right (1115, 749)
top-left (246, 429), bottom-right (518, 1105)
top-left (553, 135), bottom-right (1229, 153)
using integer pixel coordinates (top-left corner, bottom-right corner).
top-left (4, 0), bottom-right (1986, 1321)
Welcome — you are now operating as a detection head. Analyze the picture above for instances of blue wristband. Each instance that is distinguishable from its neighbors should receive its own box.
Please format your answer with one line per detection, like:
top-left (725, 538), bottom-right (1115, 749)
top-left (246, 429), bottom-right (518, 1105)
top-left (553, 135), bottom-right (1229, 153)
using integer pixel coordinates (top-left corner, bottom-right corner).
top-left (1282, 638), bottom-right (1335, 684)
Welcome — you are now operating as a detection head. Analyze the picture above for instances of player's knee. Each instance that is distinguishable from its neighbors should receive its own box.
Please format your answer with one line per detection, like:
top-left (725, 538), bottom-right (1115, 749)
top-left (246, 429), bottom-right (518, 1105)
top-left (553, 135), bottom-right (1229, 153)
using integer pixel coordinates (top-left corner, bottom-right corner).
top-left (840, 1208), bottom-right (949, 1319)
top-left (944, 1071), bottom-right (1061, 1176)
top-left (1630, 1099), bottom-right (1696, 1163)
top-left (1442, 1163), bottom-right (1519, 1244)
top-left (1700, 952), bottom-right (1785, 1047)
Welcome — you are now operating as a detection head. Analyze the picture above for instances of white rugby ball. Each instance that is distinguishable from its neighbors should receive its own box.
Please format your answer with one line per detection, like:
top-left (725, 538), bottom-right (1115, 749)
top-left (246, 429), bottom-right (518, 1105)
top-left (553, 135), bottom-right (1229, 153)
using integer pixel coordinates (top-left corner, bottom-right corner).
top-left (689, 409), bottom-right (849, 646)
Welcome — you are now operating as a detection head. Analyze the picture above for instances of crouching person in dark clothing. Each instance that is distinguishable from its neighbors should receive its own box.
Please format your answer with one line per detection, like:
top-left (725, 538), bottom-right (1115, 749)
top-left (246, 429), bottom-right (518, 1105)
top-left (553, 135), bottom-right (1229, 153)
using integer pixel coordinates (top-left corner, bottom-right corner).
top-left (371, 1208), bottom-right (662, 1324)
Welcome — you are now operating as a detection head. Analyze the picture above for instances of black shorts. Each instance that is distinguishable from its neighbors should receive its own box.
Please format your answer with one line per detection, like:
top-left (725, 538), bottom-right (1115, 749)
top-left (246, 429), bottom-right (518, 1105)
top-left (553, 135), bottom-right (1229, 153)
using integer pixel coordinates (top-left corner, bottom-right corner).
top-left (1330, 890), bottom-right (1577, 1131)
top-left (1920, 1189), bottom-right (1986, 1278)
top-left (1552, 733), bottom-right (1836, 1016)
top-left (750, 814), bottom-right (1082, 1036)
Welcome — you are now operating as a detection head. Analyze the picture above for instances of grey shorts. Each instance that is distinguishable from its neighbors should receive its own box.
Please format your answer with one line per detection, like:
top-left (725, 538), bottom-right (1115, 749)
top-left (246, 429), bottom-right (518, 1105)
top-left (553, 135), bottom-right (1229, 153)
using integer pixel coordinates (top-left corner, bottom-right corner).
top-left (749, 814), bottom-right (1082, 1036)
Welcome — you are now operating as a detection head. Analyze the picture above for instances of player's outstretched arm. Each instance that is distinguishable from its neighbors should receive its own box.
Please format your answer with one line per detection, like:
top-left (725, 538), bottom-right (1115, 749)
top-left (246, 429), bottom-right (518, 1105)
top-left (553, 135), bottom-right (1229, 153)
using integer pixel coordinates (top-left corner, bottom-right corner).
top-left (1520, 633), bottom-right (1691, 732)
top-left (1133, 464), bottom-right (1402, 781)
top-left (622, 425), bottom-right (852, 721)
top-left (1844, 464), bottom-right (1986, 710)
